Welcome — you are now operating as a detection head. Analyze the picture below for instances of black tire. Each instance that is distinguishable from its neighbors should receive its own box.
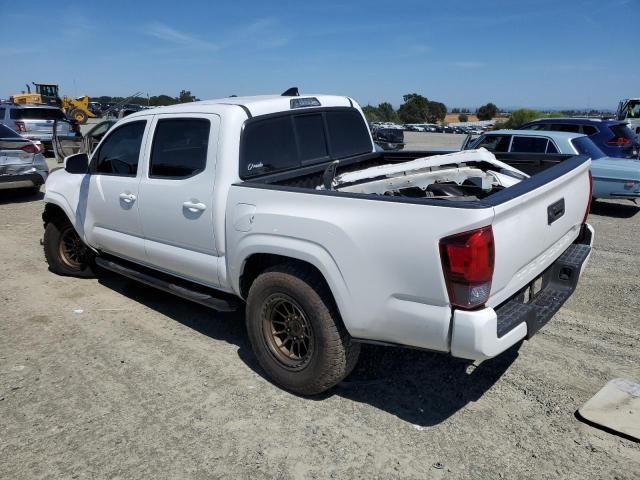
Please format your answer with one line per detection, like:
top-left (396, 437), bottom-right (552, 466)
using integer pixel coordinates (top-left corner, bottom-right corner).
top-left (68, 108), bottom-right (88, 125)
top-left (246, 263), bottom-right (360, 395)
top-left (43, 216), bottom-right (95, 278)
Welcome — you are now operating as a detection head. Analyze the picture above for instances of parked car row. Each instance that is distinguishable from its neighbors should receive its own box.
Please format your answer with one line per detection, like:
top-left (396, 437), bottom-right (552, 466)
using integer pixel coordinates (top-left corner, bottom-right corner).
top-left (89, 102), bottom-right (155, 118)
top-left (519, 117), bottom-right (639, 159)
top-left (0, 122), bottom-right (49, 192)
top-left (0, 103), bottom-right (78, 154)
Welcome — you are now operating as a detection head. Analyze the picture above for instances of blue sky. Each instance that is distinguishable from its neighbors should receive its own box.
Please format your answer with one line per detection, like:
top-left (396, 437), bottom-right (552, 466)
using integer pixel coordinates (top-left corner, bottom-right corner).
top-left (1, 0), bottom-right (638, 109)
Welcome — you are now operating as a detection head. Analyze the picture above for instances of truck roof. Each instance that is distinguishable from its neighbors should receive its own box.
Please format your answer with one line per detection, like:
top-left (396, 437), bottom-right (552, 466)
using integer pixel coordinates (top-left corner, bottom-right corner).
top-left (126, 94), bottom-right (355, 119)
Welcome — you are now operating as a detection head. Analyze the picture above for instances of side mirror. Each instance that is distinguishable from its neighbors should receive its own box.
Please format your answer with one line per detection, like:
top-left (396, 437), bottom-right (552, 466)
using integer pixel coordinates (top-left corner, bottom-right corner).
top-left (64, 153), bottom-right (89, 174)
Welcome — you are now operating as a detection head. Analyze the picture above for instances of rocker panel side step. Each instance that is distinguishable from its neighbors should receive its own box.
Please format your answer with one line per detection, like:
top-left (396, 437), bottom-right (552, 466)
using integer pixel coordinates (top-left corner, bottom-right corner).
top-left (95, 256), bottom-right (239, 312)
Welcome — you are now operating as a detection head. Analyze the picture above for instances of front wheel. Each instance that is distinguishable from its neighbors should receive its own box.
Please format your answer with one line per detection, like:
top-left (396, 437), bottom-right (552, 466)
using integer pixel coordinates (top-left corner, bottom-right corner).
top-left (246, 264), bottom-right (360, 395)
top-left (68, 108), bottom-right (88, 125)
top-left (43, 217), bottom-right (95, 278)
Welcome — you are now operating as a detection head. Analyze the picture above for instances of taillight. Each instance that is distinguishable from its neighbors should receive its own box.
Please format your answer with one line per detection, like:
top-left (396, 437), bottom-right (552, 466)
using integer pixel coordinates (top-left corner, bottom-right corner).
top-left (21, 143), bottom-right (39, 154)
top-left (439, 226), bottom-right (494, 309)
top-left (583, 170), bottom-right (593, 224)
top-left (606, 137), bottom-right (631, 146)
top-left (15, 121), bottom-right (26, 132)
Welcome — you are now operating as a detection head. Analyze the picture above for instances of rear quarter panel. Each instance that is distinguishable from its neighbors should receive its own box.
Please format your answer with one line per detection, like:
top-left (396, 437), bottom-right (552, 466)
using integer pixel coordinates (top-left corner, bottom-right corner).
top-left (225, 186), bottom-right (494, 351)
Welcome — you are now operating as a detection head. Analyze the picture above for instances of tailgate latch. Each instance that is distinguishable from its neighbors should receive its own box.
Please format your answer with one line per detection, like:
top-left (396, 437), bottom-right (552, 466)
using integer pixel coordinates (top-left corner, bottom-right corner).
top-left (547, 198), bottom-right (565, 225)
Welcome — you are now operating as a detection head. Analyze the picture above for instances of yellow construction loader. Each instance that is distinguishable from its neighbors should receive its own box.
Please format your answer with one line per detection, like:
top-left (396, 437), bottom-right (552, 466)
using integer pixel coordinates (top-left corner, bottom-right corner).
top-left (11, 82), bottom-right (96, 124)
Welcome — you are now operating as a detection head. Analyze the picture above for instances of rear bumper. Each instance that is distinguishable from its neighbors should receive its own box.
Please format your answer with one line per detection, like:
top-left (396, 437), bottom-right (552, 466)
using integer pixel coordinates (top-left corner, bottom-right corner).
top-left (0, 172), bottom-right (46, 190)
top-left (450, 223), bottom-right (594, 360)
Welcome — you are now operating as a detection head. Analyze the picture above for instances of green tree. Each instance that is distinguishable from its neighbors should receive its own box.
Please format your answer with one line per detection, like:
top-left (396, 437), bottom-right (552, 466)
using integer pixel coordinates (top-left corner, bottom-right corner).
top-left (502, 109), bottom-right (540, 128)
top-left (179, 90), bottom-right (197, 103)
top-left (502, 109), bottom-right (561, 129)
top-left (150, 94), bottom-right (179, 106)
top-left (458, 113), bottom-right (469, 122)
top-left (398, 93), bottom-right (430, 123)
top-left (477, 102), bottom-right (498, 120)
top-left (362, 105), bottom-right (382, 122)
top-left (426, 101), bottom-right (447, 123)
top-left (377, 102), bottom-right (397, 122)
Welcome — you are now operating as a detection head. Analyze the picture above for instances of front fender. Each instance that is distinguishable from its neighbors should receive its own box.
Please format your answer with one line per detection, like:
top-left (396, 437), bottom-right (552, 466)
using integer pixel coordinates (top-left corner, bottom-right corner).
top-left (43, 170), bottom-right (90, 242)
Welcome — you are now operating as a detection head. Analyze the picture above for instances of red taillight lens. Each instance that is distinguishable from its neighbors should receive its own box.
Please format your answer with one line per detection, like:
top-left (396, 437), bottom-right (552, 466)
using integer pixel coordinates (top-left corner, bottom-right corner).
top-left (439, 226), bottom-right (494, 309)
top-left (583, 170), bottom-right (593, 224)
top-left (15, 121), bottom-right (26, 132)
top-left (606, 137), bottom-right (631, 146)
top-left (21, 143), bottom-right (39, 154)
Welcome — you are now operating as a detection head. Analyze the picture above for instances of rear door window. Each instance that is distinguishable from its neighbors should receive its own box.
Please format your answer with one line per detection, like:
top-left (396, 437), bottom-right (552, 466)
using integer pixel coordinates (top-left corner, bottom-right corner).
top-left (475, 135), bottom-right (511, 152)
top-left (510, 136), bottom-right (549, 153)
top-left (581, 125), bottom-right (598, 135)
top-left (552, 123), bottom-right (580, 133)
top-left (10, 108), bottom-right (66, 120)
top-left (149, 118), bottom-right (210, 178)
top-left (92, 121), bottom-right (146, 176)
top-left (524, 124), bottom-right (547, 131)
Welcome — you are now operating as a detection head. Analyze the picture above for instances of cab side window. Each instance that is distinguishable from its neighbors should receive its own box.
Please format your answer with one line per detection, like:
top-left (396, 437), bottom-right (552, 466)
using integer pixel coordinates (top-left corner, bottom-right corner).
top-left (149, 118), bottom-right (210, 178)
top-left (92, 121), bottom-right (146, 176)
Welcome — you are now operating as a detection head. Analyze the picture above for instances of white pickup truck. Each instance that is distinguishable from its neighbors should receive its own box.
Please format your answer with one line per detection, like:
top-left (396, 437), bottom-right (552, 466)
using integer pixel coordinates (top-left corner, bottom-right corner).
top-left (42, 92), bottom-right (594, 395)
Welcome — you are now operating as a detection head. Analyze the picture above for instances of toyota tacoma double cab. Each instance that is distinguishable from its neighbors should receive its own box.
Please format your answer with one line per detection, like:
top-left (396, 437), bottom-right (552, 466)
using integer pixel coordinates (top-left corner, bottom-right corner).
top-left (42, 91), bottom-right (594, 395)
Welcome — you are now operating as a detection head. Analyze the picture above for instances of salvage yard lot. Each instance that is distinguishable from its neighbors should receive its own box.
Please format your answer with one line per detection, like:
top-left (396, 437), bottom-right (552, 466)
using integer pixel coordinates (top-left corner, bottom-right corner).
top-left (1, 148), bottom-right (639, 479)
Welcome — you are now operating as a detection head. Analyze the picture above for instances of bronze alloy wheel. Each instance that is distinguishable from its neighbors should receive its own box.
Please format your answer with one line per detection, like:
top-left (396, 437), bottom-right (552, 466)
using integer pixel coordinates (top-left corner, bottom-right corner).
top-left (261, 293), bottom-right (314, 370)
top-left (58, 226), bottom-right (88, 271)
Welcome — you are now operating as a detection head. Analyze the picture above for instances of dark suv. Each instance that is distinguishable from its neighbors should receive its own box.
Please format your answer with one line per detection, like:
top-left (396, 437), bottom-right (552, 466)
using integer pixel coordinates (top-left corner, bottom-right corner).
top-left (371, 127), bottom-right (404, 151)
top-left (519, 118), bottom-right (639, 158)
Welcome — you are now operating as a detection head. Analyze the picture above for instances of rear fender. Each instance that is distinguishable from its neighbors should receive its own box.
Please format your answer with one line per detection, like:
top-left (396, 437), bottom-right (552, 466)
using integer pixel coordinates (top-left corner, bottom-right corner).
top-left (231, 234), bottom-right (352, 324)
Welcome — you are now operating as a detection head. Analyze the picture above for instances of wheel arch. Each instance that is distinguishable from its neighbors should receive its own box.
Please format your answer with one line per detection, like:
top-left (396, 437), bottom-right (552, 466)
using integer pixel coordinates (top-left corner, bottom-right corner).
top-left (236, 244), bottom-right (353, 331)
top-left (42, 201), bottom-right (71, 227)
top-left (42, 196), bottom-right (87, 244)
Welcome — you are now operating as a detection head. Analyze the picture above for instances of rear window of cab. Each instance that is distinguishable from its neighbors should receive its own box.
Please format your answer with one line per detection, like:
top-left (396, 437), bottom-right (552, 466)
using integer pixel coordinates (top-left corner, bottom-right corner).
top-left (240, 108), bottom-right (372, 178)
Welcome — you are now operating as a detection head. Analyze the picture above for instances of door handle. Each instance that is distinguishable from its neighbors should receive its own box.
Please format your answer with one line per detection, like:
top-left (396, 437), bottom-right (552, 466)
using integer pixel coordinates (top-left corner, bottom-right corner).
top-left (183, 201), bottom-right (207, 212)
top-left (119, 193), bottom-right (136, 203)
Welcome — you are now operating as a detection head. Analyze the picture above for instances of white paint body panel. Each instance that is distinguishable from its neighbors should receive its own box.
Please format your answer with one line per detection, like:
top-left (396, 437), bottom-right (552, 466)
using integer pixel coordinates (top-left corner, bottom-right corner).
top-left (43, 93), bottom-right (593, 358)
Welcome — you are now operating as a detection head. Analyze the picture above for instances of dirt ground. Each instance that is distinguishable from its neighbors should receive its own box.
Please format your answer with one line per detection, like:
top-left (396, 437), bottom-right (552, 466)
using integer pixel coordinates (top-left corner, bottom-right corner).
top-left (444, 113), bottom-right (479, 123)
top-left (0, 152), bottom-right (639, 479)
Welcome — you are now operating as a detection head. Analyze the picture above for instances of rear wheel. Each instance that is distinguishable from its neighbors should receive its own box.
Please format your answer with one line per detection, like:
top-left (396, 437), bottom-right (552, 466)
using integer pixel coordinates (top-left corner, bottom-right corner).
top-left (43, 216), bottom-right (94, 278)
top-left (246, 263), bottom-right (360, 395)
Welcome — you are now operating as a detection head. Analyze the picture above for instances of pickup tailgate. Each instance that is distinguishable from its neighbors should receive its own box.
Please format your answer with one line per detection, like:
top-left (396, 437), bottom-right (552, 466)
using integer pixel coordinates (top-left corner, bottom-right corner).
top-left (487, 155), bottom-right (591, 307)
